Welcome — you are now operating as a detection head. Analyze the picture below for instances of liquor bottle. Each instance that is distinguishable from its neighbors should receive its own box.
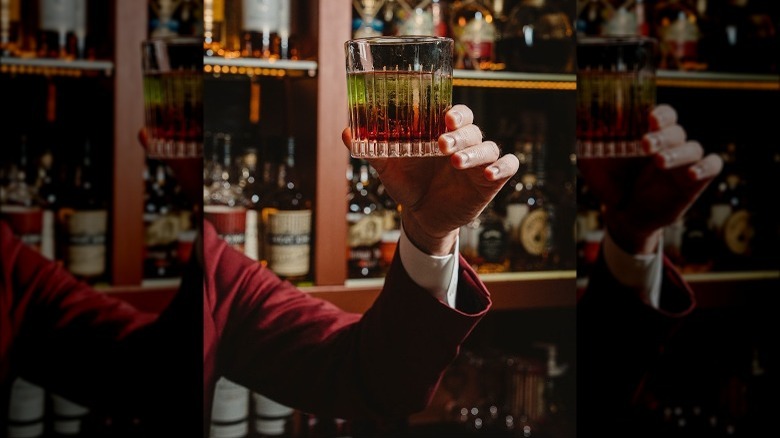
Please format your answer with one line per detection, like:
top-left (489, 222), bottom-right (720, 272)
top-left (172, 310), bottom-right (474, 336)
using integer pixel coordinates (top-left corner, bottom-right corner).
top-left (61, 137), bottom-right (108, 282)
top-left (264, 136), bottom-right (312, 283)
top-left (211, 377), bottom-right (251, 438)
top-left (499, 0), bottom-right (575, 73)
top-left (204, 133), bottom-right (249, 253)
top-left (37, 0), bottom-right (87, 59)
top-left (222, 0), bottom-right (244, 56)
top-left (34, 147), bottom-right (58, 260)
top-left (509, 158), bottom-right (558, 271)
top-left (143, 160), bottom-right (179, 279)
top-left (347, 158), bottom-right (384, 279)
top-left (252, 393), bottom-right (294, 437)
top-left (709, 0), bottom-right (778, 73)
top-left (461, 200), bottom-right (510, 273)
top-left (204, 0), bottom-right (225, 54)
top-left (50, 394), bottom-right (89, 437)
top-left (237, 147), bottom-right (264, 262)
top-left (575, 0), bottom-right (614, 37)
top-left (651, 0), bottom-right (702, 70)
top-left (174, 0), bottom-right (201, 37)
top-left (242, 0), bottom-right (280, 59)
top-left (395, 0), bottom-right (435, 36)
top-left (449, 0), bottom-right (498, 70)
top-left (0, 0), bottom-right (21, 56)
top-left (149, 0), bottom-right (180, 38)
top-left (277, 0), bottom-right (294, 59)
top-left (2, 134), bottom-right (44, 254)
top-left (351, 0), bottom-right (385, 38)
top-left (6, 378), bottom-right (46, 438)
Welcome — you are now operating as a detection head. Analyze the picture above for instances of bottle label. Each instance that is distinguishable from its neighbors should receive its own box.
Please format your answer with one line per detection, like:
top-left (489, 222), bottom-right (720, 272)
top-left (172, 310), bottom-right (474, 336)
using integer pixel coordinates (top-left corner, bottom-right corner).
top-left (144, 212), bottom-right (184, 247)
top-left (1, 206), bottom-right (44, 252)
top-left (347, 212), bottom-right (384, 247)
top-left (520, 209), bottom-right (549, 256)
top-left (723, 209), bottom-right (753, 256)
top-left (40, 0), bottom-right (77, 33)
top-left (477, 222), bottom-right (508, 263)
top-left (461, 16), bottom-right (496, 62)
top-left (66, 209), bottom-right (107, 278)
top-left (267, 209), bottom-right (311, 277)
top-left (242, 0), bottom-right (280, 32)
top-left (505, 204), bottom-right (530, 243)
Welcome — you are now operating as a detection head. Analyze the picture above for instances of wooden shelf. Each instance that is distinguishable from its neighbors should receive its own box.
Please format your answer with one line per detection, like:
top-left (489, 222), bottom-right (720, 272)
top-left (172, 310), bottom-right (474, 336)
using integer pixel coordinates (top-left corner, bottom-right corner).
top-left (0, 56), bottom-right (114, 77)
top-left (576, 270), bottom-right (780, 308)
top-left (304, 271), bottom-right (577, 313)
top-left (656, 70), bottom-right (779, 90)
top-left (97, 278), bottom-right (181, 313)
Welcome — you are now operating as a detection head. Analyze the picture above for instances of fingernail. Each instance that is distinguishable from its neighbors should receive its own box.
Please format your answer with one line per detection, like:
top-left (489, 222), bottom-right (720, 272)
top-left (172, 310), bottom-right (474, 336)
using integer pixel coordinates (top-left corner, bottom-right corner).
top-left (457, 151), bottom-right (469, 164)
top-left (442, 135), bottom-right (455, 153)
top-left (452, 111), bottom-right (462, 126)
top-left (646, 134), bottom-right (661, 153)
top-left (660, 151), bottom-right (674, 167)
top-left (487, 165), bottom-right (500, 178)
top-left (689, 165), bottom-right (703, 180)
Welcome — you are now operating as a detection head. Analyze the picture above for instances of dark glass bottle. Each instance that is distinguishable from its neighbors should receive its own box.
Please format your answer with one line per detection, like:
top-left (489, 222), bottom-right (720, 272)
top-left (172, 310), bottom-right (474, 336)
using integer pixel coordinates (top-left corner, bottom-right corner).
top-left (61, 137), bottom-right (108, 283)
top-left (346, 158), bottom-right (384, 279)
top-left (264, 136), bottom-right (312, 283)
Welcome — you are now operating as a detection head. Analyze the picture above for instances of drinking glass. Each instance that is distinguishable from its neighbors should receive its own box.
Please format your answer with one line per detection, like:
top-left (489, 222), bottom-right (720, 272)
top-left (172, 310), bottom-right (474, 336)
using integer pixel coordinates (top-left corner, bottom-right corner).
top-left (141, 37), bottom-right (203, 159)
top-left (576, 36), bottom-right (657, 158)
top-left (345, 36), bottom-right (454, 158)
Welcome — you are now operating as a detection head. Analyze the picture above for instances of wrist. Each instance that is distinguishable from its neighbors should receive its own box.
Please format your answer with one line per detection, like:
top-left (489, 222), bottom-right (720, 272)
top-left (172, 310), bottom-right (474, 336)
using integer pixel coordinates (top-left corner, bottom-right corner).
top-left (401, 213), bottom-right (458, 256)
top-left (604, 215), bottom-right (662, 256)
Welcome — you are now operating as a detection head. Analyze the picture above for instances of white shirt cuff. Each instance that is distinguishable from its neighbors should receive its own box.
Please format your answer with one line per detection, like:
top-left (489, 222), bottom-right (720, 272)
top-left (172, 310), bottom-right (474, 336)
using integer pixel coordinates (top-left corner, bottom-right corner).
top-left (602, 229), bottom-right (664, 308)
top-left (398, 224), bottom-right (459, 308)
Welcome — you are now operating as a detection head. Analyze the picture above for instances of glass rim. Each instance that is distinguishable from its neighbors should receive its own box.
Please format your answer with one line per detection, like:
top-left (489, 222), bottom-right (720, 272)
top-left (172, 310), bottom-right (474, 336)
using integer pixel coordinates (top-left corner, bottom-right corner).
top-left (345, 36), bottom-right (454, 46)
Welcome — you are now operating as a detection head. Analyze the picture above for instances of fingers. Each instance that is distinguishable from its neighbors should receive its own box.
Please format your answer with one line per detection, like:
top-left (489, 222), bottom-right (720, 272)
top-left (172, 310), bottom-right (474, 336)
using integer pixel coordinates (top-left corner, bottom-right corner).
top-left (439, 124), bottom-right (484, 154)
top-left (341, 127), bottom-right (351, 149)
top-left (688, 153), bottom-right (724, 182)
top-left (644, 124), bottom-right (687, 154)
top-left (654, 140), bottom-right (704, 169)
top-left (445, 104), bottom-right (474, 131)
top-left (450, 141), bottom-right (501, 169)
top-left (649, 104), bottom-right (678, 131)
top-left (484, 152), bottom-right (520, 182)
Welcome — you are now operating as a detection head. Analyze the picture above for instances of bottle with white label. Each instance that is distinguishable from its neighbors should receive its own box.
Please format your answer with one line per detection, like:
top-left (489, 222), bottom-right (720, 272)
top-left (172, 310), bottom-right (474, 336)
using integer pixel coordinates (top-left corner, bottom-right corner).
top-left (211, 377), bottom-right (250, 438)
top-left (241, 0), bottom-right (280, 58)
top-left (264, 136), bottom-right (311, 283)
top-left (347, 158), bottom-right (384, 279)
top-left (37, 0), bottom-right (86, 59)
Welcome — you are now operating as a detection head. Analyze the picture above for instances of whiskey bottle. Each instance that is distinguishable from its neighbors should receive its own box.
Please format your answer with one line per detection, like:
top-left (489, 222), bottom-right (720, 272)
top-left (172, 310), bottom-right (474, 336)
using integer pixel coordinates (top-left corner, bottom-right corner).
top-left (242, 0), bottom-right (280, 59)
top-left (264, 136), bottom-right (312, 283)
top-left (204, 133), bottom-right (249, 254)
top-left (34, 147), bottom-right (59, 260)
top-left (0, 0), bottom-right (21, 56)
top-left (143, 160), bottom-right (181, 279)
top-left (651, 0), bottom-right (702, 70)
top-left (575, 0), bottom-right (614, 37)
top-left (449, 0), bottom-right (498, 70)
top-left (462, 200), bottom-right (510, 273)
top-left (2, 134), bottom-right (44, 254)
top-left (347, 158), bottom-right (384, 279)
top-left (37, 0), bottom-right (87, 59)
top-left (500, 0), bottom-right (575, 73)
top-left (61, 137), bottom-right (108, 283)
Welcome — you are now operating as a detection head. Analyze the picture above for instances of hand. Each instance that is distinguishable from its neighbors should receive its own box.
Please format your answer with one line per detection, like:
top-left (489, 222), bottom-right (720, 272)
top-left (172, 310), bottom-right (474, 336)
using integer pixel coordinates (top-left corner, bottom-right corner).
top-left (341, 104), bottom-right (520, 256)
top-left (577, 104), bottom-right (723, 255)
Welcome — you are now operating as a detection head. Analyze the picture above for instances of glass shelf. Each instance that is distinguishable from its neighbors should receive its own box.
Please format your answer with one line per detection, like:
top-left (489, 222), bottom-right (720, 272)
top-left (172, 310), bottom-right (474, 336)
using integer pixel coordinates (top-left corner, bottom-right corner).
top-left (203, 56), bottom-right (318, 78)
top-left (0, 56), bottom-right (114, 77)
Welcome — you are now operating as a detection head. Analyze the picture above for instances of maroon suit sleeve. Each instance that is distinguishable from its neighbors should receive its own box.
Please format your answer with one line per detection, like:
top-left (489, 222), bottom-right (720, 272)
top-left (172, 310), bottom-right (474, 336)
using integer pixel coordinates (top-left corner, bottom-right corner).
top-left (0, 221), bottom-right (158, 414)
top-left (577, 246), bottom-right (695, 433)
top-left (203, 220), bottom-right (491, 425)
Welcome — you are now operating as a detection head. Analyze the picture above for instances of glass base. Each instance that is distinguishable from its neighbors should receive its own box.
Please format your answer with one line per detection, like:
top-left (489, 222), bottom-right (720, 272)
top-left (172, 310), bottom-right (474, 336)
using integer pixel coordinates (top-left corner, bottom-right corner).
top-left (146, 137), bottom-right (202, 159)
top-left (576, 140), bottom-right (646, 158)
top-left (350, 140), bottom-right (443, 158)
